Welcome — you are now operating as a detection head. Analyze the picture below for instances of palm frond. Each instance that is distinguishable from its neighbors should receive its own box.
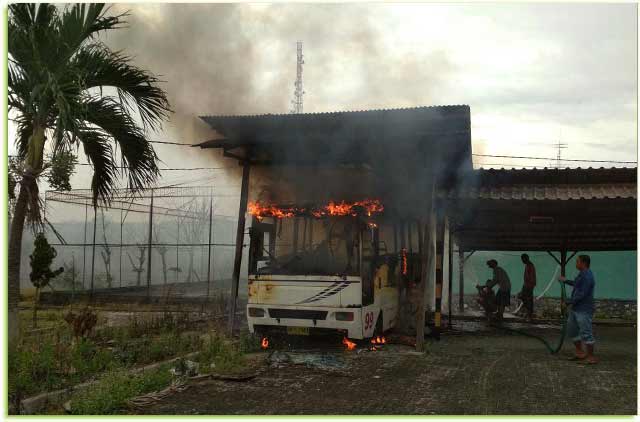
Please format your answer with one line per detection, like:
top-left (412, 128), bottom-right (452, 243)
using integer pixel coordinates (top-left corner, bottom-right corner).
top-left (75, 44), bottom-right (171, 131)
top-left (82, 97), bottom-right (159, 193)
top-left (77, 127), bottom-right (117, 206)
top-left (57, 4), bottom-right (127, 64)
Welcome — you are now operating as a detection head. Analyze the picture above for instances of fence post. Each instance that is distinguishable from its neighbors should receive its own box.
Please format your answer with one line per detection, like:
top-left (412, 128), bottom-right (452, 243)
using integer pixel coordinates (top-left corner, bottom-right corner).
top-left (82, 203), bottom-right (88, 289)
top-left (119, 207), bottom-right (123, 288)
top-left (146, 189), bottom-right (154, 302)
top-left (206, 193), bottom-right (213, 300)
top-left (90, 205), bottom-right (97, 301)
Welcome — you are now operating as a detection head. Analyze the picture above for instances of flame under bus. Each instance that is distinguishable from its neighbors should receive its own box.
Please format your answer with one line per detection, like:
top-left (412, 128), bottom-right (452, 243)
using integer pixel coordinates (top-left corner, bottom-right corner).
top-left (246, 200), bottom-right (400, 340)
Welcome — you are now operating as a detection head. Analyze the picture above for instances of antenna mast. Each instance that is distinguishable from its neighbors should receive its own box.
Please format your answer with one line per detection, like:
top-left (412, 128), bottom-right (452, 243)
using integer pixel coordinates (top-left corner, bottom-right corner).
top-left (554, 141), bottom-right (568, 168)
top-left (290, 41), bottom-right (304, 114)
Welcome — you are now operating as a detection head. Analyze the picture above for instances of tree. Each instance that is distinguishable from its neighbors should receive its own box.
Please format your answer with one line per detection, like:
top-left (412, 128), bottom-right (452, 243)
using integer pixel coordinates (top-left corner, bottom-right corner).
top-left (29, 233), bottom-right (64, 328)
top-left (99, 209), bottom-right (113, 288)
top-left (154, 226), bottom-right (169, 285)
top-left (8, 4), bottom-right (171, 340)
top-left (127, 243), bottom-right (146, 287)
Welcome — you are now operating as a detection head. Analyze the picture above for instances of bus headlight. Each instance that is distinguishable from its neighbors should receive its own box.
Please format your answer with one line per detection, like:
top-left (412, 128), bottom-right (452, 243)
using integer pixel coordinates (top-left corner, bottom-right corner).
top-left (248, 308), bottom-right (265, 317)
top-left (335, 312), bottom-right (354, 321)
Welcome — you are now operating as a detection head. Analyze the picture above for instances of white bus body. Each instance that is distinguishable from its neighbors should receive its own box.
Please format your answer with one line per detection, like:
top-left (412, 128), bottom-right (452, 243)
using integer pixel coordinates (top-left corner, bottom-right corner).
top-left (246, 215), bottom-right (401, 339)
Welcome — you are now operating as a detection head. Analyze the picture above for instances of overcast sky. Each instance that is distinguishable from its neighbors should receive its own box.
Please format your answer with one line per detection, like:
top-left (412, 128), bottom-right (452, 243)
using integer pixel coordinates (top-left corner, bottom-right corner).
top-left (9, 2), bottom-right (638, 209)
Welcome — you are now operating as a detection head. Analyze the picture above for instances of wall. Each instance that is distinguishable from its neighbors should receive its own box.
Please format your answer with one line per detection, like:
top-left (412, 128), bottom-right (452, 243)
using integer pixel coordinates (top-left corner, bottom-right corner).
top-left (452, 250), bottom-right (637, 300)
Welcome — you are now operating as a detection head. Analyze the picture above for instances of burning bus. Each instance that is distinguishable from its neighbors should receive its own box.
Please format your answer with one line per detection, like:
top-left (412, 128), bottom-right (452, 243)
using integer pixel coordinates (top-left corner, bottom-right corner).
top-left (246, 199), bottom-right (400, 339)
top-left (195, 105), bottom-right (473, 343)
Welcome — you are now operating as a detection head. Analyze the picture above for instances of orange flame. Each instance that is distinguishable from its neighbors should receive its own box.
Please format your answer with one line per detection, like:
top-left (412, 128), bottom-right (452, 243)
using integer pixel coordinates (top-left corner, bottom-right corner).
top-left (370, 336), bottom-right (387, 345)
top-left (342, 337), bottom-right (357, 351)
top-left (261, 337), bottom-right (269, 349)
top-left (401, 248), bottom-right (408, 276)
top-left (248, 199), bottom-right (384, 220)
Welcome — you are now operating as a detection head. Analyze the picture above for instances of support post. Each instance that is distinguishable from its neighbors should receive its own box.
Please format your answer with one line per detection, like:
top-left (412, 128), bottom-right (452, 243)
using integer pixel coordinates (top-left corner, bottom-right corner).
top-left (433, 207), bottom-right (445, 340)
top-left (82, 203), bottom-right (88, 289)
top-left (119, 208), bottom-right (123, 288)
top-left (206, 194), bottom-right (213, 300)
top-left (229, 160), bottom-right (251, 332)
top-left (415, 220), bottom-right (428, 352)
top-left (176, 219), bottom-right (180, 283)
top-left (90, 206), bottom-right (97, 301)
top-left (458, 249), bottom-right (465, 313)
top-left (448, 231), bottom-right (453, 327)
top-left (146, 189), bottom-right (154, 301)
top-left (71, 254), bottom-right (76, 305)
top-left (415, 182), bottom-right (435, 352)
top-left (560, 249), bottom-right (567, 277)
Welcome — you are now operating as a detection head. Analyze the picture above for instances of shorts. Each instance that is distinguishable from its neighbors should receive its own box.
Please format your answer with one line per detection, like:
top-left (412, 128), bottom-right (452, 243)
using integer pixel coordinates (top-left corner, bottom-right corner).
top-left (496, 289), bottom-right (511, 307)
top-left (567, 310), bottom-right (595, 345)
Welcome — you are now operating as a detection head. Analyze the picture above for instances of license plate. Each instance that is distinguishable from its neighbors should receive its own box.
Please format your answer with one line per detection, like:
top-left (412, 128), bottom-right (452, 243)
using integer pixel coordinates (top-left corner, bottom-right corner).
top-left (287, 326), bottom-right (310, 336)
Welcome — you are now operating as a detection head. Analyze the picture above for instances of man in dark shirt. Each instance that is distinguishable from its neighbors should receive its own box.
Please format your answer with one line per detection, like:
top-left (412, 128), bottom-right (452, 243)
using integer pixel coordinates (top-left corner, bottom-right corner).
top-left (559, 255), bottom-right (597, 364)
top-left (485, 259), bottom-right (511, 320)
top-left (519, 254), bottom-right (537, 321)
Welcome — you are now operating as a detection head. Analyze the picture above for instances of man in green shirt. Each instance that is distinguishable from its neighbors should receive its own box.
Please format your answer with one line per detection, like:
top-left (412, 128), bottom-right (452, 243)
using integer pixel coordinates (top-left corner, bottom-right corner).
top-left (485, 259), bottom-right (512, 320)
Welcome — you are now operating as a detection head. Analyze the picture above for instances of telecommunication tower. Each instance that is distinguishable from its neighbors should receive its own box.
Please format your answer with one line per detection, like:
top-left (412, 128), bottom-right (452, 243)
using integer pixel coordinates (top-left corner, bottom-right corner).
top-left (290, 41), bottom-right (304, 114)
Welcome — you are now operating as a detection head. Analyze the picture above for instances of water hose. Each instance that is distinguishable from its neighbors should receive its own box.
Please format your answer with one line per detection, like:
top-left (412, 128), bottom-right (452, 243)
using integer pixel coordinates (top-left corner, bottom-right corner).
top-left (492, 281), bottom-right (568, 354)
top-left (466, 260), bottom-right (568, 354)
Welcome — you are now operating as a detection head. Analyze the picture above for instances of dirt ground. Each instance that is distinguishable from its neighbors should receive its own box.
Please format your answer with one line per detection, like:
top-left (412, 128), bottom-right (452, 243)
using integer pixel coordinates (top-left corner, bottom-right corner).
top-left (135, 323), bottom-right (637, 415)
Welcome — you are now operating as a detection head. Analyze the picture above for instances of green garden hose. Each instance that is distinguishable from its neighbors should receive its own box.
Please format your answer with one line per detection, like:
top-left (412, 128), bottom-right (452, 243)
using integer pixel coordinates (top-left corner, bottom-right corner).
top-left (492, 282), bottom-right (568, 354)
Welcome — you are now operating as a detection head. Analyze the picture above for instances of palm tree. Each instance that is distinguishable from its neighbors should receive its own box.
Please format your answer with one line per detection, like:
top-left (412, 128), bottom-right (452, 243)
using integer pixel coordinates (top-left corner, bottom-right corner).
top-left (8, 4), bottom-right (171, 340)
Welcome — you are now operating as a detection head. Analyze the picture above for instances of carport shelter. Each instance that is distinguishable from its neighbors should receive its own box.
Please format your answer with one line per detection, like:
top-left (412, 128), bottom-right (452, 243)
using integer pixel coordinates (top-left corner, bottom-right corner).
top-left (442, 167), bottom-right (637, 312)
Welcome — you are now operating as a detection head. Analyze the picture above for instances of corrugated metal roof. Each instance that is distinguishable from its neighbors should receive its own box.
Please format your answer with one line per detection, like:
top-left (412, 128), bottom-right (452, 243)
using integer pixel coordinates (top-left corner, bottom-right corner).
top-left (450, 183), bottom-right (636, 200)
top-left (200, 104), bottom-right (469, 120)
top-left (445, 167), bottom-right (637, 200)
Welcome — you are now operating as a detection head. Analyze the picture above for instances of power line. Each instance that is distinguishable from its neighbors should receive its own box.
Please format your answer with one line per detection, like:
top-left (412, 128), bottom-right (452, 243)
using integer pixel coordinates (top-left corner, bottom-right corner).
top-left (8, 156), bottom-right (233, 171)
top-left (148, 140), bottom-right (191, 146)
top-left (472, 154), bottom-right (636, 164)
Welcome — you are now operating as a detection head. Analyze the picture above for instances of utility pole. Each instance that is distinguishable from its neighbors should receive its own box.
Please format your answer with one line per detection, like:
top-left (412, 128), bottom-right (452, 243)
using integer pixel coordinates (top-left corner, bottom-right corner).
top-left (554, 141), bottom-right (568, 168)
top-left (290, 41), bottom-right (304, 114)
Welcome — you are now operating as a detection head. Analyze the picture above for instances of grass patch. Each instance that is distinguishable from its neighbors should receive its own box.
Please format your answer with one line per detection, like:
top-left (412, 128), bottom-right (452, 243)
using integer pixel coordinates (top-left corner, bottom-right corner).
top-left (69, 366), bottom-right (173, 415)
top-left (238, 329), bottom-right (263, 353)
top-left (197, 332), bottom-right (246, 373)
top-left (9, 312), bottom-right (204, 401)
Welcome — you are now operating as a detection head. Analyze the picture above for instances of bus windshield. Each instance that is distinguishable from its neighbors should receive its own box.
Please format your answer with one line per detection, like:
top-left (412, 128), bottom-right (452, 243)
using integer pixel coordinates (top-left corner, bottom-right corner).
top-left (250, 216), bottom-right (361, 276)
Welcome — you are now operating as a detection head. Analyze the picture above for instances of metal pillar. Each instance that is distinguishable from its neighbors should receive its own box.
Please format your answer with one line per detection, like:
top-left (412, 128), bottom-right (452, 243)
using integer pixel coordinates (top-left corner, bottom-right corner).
top-left (458, 249), bottom-right (465, 313)
top-left (82, 203), bottom-right (88, 289)
top-left (448, 231), bottom-right (453, 327)
top-left (415, 219), bottom-right (429, 352)
top-left (89, 205), bottom-right (97, 301)
top-left (433, 208), bottom-right (445, 340)
top-left (415, 181), bottom-right (435, 352)
top-left (71, 254), bottom-right (76, 305)
top-left (176, 219), bottom-right (180, 283)
top-left (228, 160), bottom-right (251, 332)
top-left (119, 207), bottom-right (123, 288)
top-left (560, 249), bottom-right (567, 277)
top-left (206, 194), bottom-right (213, 300)
top-left (146, 189), bottom-right (154, 301)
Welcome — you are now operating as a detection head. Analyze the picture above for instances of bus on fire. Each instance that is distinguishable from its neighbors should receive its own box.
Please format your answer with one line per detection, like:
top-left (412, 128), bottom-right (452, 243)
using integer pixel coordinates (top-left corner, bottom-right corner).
top-left (246, 199), bottom-right (404, 341)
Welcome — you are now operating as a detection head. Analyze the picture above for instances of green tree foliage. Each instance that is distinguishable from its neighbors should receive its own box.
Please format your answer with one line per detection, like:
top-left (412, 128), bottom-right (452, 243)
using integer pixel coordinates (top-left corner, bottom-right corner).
top-left (8, 3), bottom-right (171, 340)
top-left (29, 233), bottom-right (64, 327)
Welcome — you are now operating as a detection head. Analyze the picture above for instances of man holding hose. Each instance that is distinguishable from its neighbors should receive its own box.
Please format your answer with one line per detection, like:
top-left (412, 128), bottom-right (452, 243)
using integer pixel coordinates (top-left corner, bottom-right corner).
top-left (559, 255), bottom-right (597, 364)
